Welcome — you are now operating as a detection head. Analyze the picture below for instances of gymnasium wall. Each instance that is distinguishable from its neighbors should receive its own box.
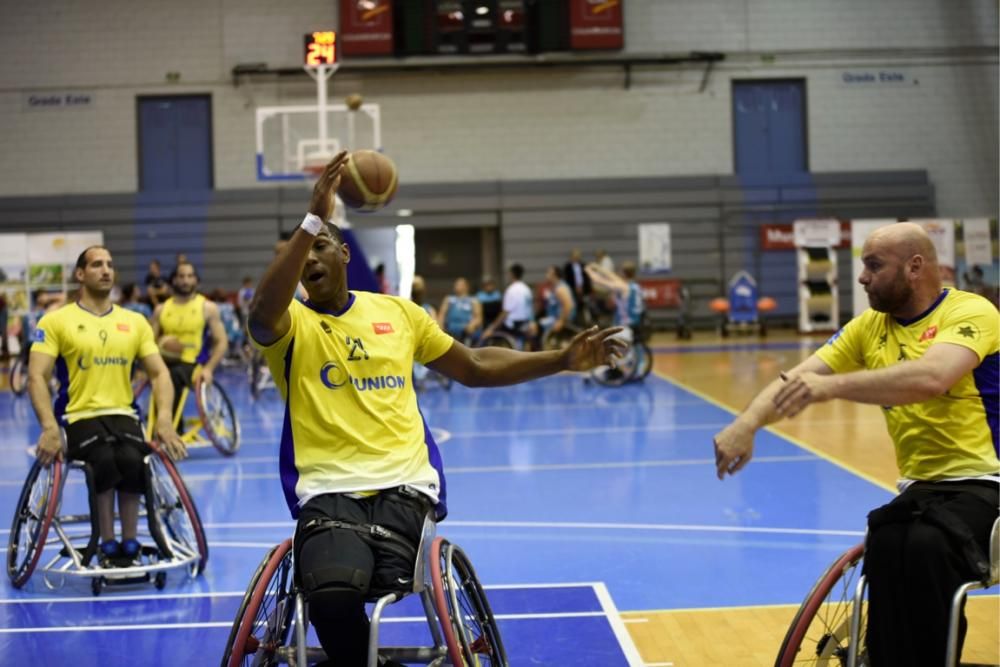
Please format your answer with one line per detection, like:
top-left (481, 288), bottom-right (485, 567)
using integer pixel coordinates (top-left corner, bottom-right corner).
top-left (0, 0), bottom-right (995, 323)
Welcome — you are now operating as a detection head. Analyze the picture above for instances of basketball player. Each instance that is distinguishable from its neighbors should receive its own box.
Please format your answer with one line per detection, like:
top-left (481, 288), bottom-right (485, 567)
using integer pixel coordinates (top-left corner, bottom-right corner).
top-left (150, 262), bottom-right (228, 412)
top-left (247, 152), bottom-right (626, 667)
top-left (713, 223), bottom-right (998, 666)
top-left (28, 246), bottom-right (185, 566)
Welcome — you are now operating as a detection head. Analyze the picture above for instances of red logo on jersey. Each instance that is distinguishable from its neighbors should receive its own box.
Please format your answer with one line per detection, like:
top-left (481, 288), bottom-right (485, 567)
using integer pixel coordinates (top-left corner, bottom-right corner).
top-left (372, 322), bottom-right (394, 335)
top-left (117, 323), bottom-right (130, 332)
top-left (919, 325), bottom-right (937, 342)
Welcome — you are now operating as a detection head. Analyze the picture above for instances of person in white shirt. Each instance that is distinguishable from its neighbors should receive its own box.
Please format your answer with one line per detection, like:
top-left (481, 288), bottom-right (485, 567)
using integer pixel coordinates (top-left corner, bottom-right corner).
top-left (481, 263), bottom-right (538, 344)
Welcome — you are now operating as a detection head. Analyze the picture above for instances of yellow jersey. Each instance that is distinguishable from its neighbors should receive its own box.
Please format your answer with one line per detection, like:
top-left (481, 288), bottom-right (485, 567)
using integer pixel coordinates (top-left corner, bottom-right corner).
top-left (816, 289), bottom-right (999, 483)
top-left (31, 303), bottom-right (159, 424)
top-left (250, 292), bottom-right (455, 518)
top-left (158, 294), bottom-right (209, 364)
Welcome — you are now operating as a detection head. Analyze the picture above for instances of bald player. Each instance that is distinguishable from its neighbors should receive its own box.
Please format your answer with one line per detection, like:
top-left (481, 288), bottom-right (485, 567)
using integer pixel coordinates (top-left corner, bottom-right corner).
top-left (713, 223), bottom-right (998, 666)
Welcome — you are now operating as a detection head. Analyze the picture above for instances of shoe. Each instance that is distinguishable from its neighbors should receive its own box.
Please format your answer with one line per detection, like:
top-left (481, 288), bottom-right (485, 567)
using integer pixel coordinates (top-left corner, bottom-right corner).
top-left (99, 539), bottom-right (121, 567)
top-left (121, 538), bottom-right (142, 565)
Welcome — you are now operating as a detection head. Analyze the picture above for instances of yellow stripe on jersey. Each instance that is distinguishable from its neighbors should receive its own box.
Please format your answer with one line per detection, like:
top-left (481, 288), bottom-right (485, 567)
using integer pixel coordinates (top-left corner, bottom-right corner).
top-left (816, 289), bottom-right (1000, 481)
top-left (159, 294), bottom-right (208, 364)
top-left (251, 292), bottom-right (455, 516)
top-left (31, 303), bottom-right (159, 424)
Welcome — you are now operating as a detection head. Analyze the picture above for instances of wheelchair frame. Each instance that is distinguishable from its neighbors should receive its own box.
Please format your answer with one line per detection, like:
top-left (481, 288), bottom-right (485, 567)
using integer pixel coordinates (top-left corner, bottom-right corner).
top-left (222, 517), bottom-right (508, 667)
top-left (7, 444), bottom-right (208, 596)
top-left (135, 372), bottom-right (240, 456)
top-left (776, 517), bottom-right (999, 667)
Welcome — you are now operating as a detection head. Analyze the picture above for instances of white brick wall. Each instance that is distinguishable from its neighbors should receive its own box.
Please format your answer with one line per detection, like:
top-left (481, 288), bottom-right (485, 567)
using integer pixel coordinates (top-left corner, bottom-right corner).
top-left (0, 0), bottom-right (996, 216)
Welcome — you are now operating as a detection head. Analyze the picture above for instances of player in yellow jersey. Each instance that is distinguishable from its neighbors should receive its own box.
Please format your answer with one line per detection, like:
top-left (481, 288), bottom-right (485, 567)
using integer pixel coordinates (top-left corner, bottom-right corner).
top-left (28, 246), bottom-right (185, 567)
top-left (713, 223), bottom-right (999, 666)
top-left (150, 261), bottom-right (228, 411)
top-left (247, 153), bottom-right (626, 667)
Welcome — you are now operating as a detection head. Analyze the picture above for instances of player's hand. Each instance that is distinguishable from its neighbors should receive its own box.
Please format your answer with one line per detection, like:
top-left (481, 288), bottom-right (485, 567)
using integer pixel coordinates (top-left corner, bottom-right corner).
top-left (35, 427), bottom-right (63, 467)
top-left (155, 421), bottom-right (188, 462)
top-left (773, 371), bottom-right (832, 418)
top-left (561, 326), bottom-right (627, 371)
top-left (198, 368), bottom-right (214, 388)
top-left (713, 421), bottom-right (754, 480)
top-left (552, 320), bottom-right (564, 333)
top-left (308, 151), bottom-right (350, 222)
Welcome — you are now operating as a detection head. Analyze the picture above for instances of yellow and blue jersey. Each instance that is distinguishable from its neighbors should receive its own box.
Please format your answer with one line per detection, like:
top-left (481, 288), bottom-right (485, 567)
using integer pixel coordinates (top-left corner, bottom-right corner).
top-left (250, 292), bottom-right (455, 519)
top-left (816, 289), bottom-right (999, 483)
top-left (158, 294), bottom-right (210, 364)
top-left (31, 303), bottom-right (159, 424)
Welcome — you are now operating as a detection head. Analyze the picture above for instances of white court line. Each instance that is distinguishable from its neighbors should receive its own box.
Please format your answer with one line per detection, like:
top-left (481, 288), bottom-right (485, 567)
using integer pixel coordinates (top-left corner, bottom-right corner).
top-left (0, 454), bottom-right (818, 487)
top-left (0, 520), bottom-right (863, 538)
top-left (593, 581), bottom-right (645, 667)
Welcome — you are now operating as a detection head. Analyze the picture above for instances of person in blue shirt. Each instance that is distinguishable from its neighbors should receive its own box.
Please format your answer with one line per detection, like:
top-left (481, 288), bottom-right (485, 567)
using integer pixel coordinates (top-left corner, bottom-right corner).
top-left (438, 277), bottom-right (482, 344)
top-left (475, 276), bottom-right (502, 330)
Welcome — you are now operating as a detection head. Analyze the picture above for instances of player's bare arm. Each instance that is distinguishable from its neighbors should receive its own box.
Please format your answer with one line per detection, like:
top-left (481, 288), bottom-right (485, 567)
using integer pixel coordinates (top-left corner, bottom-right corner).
top-left (248, 152), bottom-right (349, 346)
top-left (429, 325), bottom-right (626, 387)
top-left (199, 300), bottom-right (229, 386)
top-left (774, 342), bottom-right (979, 418)
top-left (713, 353), bottom-right (833, 480)
top-left (27, 351), bottom-right (61, 466)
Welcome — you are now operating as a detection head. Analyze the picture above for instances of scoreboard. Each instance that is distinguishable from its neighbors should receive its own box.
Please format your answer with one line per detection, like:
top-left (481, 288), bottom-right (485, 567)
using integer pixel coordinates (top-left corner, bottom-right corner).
top-left (338, 0), bottom-right (624, 58)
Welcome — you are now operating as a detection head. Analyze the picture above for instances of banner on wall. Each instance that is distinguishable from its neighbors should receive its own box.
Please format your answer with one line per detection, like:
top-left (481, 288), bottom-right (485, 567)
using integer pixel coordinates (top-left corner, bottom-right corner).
top-left (963, 218), bottom-right (993, 268)
top-left (0, 234), bottom-right (29, 315)
top-left (638, 223), bottom-right (671, 273)
top-left (27, 231), bottom-right (104, 296)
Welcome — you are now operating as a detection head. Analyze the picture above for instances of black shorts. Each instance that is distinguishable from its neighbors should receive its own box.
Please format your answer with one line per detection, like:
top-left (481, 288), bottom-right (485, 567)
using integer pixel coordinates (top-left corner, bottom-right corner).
top-left (64, 415), bottom-right (150, 495)
top-left (294, 488), bottom-right (431, 599)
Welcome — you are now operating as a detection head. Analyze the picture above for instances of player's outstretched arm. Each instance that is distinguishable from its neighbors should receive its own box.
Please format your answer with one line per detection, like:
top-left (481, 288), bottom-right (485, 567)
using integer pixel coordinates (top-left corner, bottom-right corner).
top-left (27, 351), bottom-right (61, 466)
top-left (200, 300), bottom-right (229, 386)
top-left (713, 353), bottom-right (833, 480)
top-left (428, 325), bottom-right (626, 387)
top-left (248, 152), bottom-right (349, 346)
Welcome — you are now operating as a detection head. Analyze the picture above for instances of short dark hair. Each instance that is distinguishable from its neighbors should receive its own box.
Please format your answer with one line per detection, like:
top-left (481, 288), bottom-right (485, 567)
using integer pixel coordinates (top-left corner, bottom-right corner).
top-left (509, 263), bottom-right (524, 280)
top-left (549, 265), bottom-right (563, 280)
top-left (326, 222), bottom-right (345, 244)
top-left (173, 261), bottom-right (200, 282)
top-left (75, 246), bottom-right (109, 271)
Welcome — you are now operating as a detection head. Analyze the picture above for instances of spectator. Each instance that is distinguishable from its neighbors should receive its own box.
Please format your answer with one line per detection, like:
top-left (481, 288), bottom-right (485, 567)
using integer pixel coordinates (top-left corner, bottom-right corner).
top-left (144, 260), bottom-right (170, 308)
top-left (563, 249), bottom-right (592, 326)
top-left (120, 283), bottom-right (152, 319)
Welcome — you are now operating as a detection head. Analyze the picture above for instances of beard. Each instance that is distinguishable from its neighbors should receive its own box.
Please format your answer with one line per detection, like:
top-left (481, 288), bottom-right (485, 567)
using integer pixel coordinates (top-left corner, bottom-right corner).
top-left (867, 274), bottom-right (913, 314)
top-left (173, 283), bottom-right (196, 297)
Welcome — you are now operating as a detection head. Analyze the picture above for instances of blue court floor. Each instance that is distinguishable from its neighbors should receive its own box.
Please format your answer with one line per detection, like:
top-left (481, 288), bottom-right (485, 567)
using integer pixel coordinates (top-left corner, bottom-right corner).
top-left (0, 362), bottom-right (895, 666)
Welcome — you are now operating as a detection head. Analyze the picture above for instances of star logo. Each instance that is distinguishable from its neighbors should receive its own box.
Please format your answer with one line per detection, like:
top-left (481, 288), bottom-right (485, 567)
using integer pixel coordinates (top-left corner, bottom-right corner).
top-left (955, 322), bottom-right (980, 340)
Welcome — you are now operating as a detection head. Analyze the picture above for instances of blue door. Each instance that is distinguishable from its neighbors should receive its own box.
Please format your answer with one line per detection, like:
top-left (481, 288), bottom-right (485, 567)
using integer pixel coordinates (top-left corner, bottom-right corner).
top-left (733, 80), bottom-right (807, 176)
top-left (137, 95), bottom-right (213, 191)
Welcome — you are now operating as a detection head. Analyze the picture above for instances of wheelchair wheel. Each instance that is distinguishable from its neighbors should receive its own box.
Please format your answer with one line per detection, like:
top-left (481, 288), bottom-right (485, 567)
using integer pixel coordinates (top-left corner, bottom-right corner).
top-left (634, 341), bottom-right (653, 381)
top-left (9, 356), bottom-right (28, 397)
top-left (222, 539), bottom-right (295, 667)
top-left (589, 343), bottom-right (639, 388)
top-left (248, 355), bottom-right (264, 401)
top-left (775, 543), bottom-right (866, 667)
top-left (431, 537), bottom-right (508, 666)
top-left (197, 380), bottom-right (240, 456)
top-left (145, 447), bottom-right (208, 575)
top-left (480, 332), bottom-right (516, 350)
top-left (7, 459), bottom-right (62, 588)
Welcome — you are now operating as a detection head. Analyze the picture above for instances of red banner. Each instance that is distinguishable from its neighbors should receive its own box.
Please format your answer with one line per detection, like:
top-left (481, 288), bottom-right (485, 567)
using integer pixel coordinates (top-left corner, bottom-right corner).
top-left (569, 0), bottom-right (624, 50)
top-left (760, 223), bottom-right (852, 250)
top-left (339, 0), bottom-right (394, 56)
top-left (637, 278), bottom-right (683, 309)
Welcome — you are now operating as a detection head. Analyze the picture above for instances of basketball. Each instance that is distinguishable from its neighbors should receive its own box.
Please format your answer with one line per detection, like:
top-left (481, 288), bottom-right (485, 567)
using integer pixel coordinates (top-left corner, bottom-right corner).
top-left (345, 93), bottom-right (363, 111)
top-left (158, 335), bottom-right (185, 358)
top-left (338, 150), bottom-right (398, 212)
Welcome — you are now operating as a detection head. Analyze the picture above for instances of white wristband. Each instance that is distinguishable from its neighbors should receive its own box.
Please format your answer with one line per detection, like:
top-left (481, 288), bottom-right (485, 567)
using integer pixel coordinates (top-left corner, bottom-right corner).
top-left (300, 213), bottom-right (324, 236)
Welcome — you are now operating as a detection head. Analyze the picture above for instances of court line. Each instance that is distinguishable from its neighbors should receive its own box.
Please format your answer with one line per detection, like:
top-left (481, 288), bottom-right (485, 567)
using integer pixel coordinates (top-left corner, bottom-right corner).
top-left (592, 581), bottom-right (645, 667)
top-left (0, 455), bottom-right (821, 486)
top-left (0, 581), bottom-right (603, 604)
top-left (649, 368), bottom-right (897, 493)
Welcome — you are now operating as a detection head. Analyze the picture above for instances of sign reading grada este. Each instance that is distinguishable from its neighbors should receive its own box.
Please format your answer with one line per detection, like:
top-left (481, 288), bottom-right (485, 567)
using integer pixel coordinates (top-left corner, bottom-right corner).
top-left (23, 91), bottom-right (95, 111)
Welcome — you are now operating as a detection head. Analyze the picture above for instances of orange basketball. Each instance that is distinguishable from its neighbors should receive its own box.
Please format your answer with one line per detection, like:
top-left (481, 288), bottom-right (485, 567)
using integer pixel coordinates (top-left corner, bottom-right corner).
top-left (710, 297), bottom-right (730, 314)
top-left (338, 150), bottom-right (398, 213)
top-left (757, 296), bottom-right (777, 312)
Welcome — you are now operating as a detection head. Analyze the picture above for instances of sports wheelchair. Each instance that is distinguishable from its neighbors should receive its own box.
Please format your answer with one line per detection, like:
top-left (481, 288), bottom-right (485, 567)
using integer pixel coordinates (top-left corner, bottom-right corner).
top-left (585, 326), bottom-right (653, 387)
top-left (774, 517), bottom-right (999, 667)
top-left (134, 368), bottom-right (240, 456)
top-left (222, 516), bottom-right (507, 667)
top-left (247, 348), bottom-right (277, 401)
top-left (7, 442), bottom-right (208, 596)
